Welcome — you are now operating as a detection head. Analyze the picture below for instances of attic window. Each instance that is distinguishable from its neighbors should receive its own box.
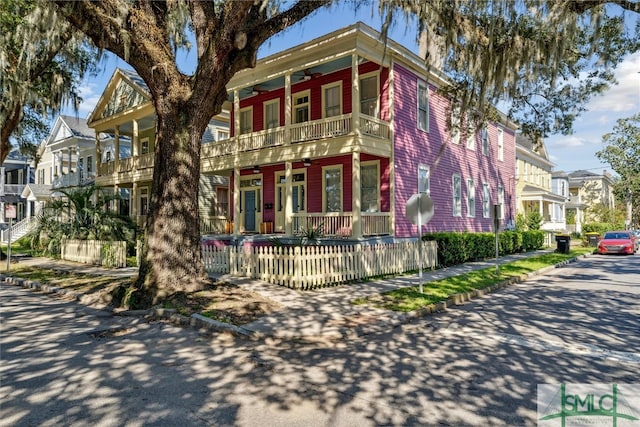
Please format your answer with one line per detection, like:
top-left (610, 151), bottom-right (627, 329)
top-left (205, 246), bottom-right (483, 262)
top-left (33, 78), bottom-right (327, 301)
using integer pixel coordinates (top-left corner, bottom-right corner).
top-left (118, 92), bottom-right (128, 109)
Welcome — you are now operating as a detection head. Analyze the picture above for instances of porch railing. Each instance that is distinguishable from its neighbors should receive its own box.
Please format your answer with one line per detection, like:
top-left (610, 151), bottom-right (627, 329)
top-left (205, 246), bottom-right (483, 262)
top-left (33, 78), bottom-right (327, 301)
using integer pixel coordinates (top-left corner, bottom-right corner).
top-left (292, 211), bottom-right (391, 237)
top-left (200, 217), bottom-right (228, 234)
top-left (0, 184), bottom-right (26, 196)
top-left (97, 113), bottom-right (390, 178)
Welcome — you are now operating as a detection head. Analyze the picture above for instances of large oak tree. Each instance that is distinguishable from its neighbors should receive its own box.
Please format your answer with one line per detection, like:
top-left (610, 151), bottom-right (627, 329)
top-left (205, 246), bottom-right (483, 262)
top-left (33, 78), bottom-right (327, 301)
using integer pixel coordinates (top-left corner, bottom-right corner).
top-left (50, 0), bottom-right (639, 302)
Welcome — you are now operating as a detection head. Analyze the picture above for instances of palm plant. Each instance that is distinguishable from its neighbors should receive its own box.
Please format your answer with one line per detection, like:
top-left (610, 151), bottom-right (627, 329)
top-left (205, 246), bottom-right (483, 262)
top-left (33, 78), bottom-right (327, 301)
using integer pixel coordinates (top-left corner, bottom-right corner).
top-left (27, 185), bottom-right (138, 256)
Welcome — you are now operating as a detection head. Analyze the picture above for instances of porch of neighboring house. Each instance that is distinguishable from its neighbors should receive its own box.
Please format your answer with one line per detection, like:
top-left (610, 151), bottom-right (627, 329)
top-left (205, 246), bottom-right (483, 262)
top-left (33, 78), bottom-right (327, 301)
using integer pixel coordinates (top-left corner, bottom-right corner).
top-left (520, 191), bottom-right (567, 230)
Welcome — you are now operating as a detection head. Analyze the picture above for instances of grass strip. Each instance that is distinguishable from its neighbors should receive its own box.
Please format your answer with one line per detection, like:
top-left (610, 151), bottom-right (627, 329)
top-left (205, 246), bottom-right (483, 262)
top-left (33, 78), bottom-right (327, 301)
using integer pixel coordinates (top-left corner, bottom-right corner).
top-left (353, 248), bottom-right (594, 312)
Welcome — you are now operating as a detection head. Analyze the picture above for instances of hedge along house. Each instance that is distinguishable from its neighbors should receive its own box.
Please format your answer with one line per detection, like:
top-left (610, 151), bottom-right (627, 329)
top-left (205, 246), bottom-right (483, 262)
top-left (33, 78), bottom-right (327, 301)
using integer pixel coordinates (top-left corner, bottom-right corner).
top-left (86, 68), bottom-right (231, 231)
top-left (201, 22), bottom-right (517, 240)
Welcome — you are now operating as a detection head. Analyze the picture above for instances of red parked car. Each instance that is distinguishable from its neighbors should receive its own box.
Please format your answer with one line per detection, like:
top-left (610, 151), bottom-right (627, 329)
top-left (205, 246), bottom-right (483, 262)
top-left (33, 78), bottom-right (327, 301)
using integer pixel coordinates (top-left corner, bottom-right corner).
top-left (597, 231), bottom-right (637, 255)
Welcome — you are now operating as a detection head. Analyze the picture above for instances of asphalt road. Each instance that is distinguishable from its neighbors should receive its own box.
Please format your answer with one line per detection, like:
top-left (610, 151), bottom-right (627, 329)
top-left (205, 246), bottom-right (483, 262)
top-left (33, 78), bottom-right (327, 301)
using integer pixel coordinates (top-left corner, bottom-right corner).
top-left (1, 253), bottom-right (639, 426)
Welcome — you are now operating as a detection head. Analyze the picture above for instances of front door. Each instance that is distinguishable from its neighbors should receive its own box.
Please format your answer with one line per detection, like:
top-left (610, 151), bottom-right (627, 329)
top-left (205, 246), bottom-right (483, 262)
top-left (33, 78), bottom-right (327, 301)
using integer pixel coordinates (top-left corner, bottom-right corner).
top-left (244, 190), bottom-right (257, 232)
top-left (275, 171), bottom-right (306, 233)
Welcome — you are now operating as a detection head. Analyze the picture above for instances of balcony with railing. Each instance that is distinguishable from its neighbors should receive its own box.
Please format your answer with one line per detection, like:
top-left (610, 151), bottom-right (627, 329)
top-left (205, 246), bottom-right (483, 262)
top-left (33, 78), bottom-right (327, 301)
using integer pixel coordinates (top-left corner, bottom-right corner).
top-left (202, 112), bottom-right (390, 162)
top-left (52, 172), bottom-right (96, 189)
top-left (0, 184), bottom-right (27, 196)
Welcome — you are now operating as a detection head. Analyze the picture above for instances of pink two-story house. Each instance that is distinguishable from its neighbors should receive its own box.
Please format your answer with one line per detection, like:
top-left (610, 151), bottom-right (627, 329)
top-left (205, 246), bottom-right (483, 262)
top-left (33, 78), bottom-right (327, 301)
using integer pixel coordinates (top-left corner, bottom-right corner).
top-left (201, 22), bottom-right (516, 239)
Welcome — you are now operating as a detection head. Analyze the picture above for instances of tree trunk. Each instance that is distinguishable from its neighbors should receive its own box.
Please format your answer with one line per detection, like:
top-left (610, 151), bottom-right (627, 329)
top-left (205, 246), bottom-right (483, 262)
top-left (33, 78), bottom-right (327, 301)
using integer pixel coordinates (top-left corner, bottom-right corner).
top-left (136, 97), bottom-right (209, 302)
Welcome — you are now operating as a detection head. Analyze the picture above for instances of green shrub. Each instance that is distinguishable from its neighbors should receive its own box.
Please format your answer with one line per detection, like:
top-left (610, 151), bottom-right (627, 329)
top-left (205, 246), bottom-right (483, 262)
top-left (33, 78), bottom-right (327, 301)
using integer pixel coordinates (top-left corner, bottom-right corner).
top-left (465, 232), bottom-right (494, 260)
top-left (522, 230), bottom-right (545, 250)
top-left (422, 232), bottom-right (467, 267)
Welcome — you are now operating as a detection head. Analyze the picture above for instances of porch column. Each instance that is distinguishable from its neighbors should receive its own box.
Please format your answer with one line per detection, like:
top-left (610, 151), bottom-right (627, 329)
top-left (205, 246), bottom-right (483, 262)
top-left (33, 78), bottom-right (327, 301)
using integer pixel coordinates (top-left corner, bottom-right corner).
top-left (352, 152), bottom-right (362, 238)
top-left (351, 54), bottom-right (361, 141)
top-left (67, 147), bottom-right (72, 175)
top-left (233, 90), bottom-right (240, 143)
top-left (284, 74), bottom-right (291, 145)
top-left (76, 146), bottom-right (81, 185)
top-left (0, 166), bottom-right (5, 195)
top-left (538, 199), bottom-right (543, 217)
top-left (233, 167), bottom-right (240, 235)
top-left (284, 161), bottom-right (293, 235)
top-left (131, 182), bottom-right (138, 218)
top-left (114, 125), bottom-right (120, 162)
top-left (132, 119), bottom-right (139, 157)
top-left (113, 184), bottom-right (119, 214)
top-left (95, 131), bottom-right (102, 171)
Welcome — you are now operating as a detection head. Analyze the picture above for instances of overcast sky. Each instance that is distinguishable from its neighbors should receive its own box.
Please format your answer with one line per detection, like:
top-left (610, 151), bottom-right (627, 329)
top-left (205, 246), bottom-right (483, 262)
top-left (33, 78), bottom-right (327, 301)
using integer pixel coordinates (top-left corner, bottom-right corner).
top-left (65, 3), bottom-right (640, 177)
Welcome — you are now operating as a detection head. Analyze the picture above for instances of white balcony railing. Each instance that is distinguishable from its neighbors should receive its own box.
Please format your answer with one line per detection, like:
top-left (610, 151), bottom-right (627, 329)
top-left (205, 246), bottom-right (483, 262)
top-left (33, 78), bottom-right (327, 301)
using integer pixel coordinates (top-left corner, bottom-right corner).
top-left (292, 211), bottom-right (391, 238)
top-left (0, 184), bottom-right (26, 196)
top-left (97, 112), bottom-right (390, 177)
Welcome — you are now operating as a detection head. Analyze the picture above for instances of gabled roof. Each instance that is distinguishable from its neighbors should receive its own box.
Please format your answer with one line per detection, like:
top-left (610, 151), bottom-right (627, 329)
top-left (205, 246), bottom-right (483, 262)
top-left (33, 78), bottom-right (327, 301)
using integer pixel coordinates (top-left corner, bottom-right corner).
top-left (58, 115), bottom-right (94, 138)
top-left (87, 67), bottom-right (151, 126)
top-left (515, 134), bottom-right (552, 164)
top-left (21, 183), bottom-right (52, 201)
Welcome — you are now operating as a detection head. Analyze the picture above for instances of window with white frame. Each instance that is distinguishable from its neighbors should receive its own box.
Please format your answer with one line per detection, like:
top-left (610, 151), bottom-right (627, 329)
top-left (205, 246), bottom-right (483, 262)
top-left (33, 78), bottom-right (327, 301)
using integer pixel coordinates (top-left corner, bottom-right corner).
top-left (481, 126), bottom-right (489, 155)
top-left (360, 74), bottom-right (379, 118)
top-left (466, 116), bottom-right (475, 150)
top-left (87, 155), bottom-right (93, 175)
top-left (498, 185), bottom-right (505, 219)
top-left (452, 174), bottom-right (462, 217)
top-left (524, 162), bottom-right (529, 182)
top-left (467, 178), bottom-right (475, 217)
top-left (264, 99), bottom-right (279, 129)
top-left (417, 81), bottom-right (429, 132)
top-left (293, 91), bottom-right (310, 123)
top-left (418, 164), bottom-right (430, 194)
top-left (323, 166), bottom-right (342, 212)
top-left (497, 127), bottom-right (504, 161)
top-left (323, 83), bottom-right (342, 118)
top-left (482, 182), bottom-right (490, 218)
top-left (451, 105), bottom-right (461, 144)
top-left (361, 162), bottom-right (379, 212)
top-left (141, 137), bottom-right (150, 154)
top-left (239, 107), bottom-right (252, 135)
top-left (217, 130), bottom-right (229, 140)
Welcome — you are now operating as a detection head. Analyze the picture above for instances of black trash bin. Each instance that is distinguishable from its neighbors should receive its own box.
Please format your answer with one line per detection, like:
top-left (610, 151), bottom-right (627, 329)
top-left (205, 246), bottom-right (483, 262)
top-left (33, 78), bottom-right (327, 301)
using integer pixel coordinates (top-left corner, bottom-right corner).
top-left (585, 232), bottom-right (600, 247)
top-left (555, 234), bottom-right (571, 254)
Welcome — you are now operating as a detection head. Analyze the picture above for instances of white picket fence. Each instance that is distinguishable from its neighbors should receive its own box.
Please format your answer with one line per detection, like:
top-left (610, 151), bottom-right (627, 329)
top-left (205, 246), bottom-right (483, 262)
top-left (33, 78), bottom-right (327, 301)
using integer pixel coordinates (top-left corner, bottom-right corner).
top-left (61, 239), bottom-right (127, 268)
top-left (202, 240), bottom-right (437, 290)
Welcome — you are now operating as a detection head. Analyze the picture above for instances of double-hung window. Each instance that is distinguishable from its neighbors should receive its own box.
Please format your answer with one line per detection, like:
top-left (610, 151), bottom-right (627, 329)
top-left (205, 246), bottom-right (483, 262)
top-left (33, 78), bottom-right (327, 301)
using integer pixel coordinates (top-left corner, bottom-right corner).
top-left (452, 174), bottom-right (462, 217)
top-left (481, 126), bottom-right (489, 155)
top-left (323, 166), bottom-right (342, 212)
top-left (360, 75), bottom-right (379, 118)
top-left (239, 107), bottom-right (252, 135)
top-left (497, 127), bottom-right (504, 161)
top-left (466, 116), bottom-right (475, 150)
top-left (467, 179), bottom-right (475, 218)
top-left (323, 84), bottom-right (341, 118)
top-left (417, 81), bottom-right (429, 132)
top-left (482, 183), bottom-right (490, 218)
top-left (293, 92), bottom-right (310, 123)
top-left (361, 162), bottom-right (379, 213)
top-left (498, 185), bottom-right (505, 219)
top-left (418, 164), bottom-right (430, 195)
top-left (451, 105), bottom-right (461, 144)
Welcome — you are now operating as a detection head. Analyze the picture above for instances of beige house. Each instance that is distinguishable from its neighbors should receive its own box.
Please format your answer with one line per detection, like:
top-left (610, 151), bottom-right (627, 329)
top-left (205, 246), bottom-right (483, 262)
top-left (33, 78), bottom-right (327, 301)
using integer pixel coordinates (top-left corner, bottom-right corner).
top-left (567, 169), bottom-right (616, 232)
top-left (87, 68), bottom-right (230, 231)
top-left (515, 135), bottom-right (566, 230)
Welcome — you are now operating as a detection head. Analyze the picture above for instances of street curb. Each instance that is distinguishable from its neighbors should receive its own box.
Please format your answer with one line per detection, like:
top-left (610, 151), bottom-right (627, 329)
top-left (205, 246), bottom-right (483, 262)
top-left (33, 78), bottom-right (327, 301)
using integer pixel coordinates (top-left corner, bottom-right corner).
top-left (0, 274), bottom-right (258, 338)
top-left (403, 253), bottom-right (591, 320)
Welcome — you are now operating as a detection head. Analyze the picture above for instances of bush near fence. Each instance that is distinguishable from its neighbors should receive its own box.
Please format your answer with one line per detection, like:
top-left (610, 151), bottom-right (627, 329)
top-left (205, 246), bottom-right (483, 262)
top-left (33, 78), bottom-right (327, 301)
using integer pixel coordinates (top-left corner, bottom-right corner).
top-left (201, 240), bottom-right (437, 290)
top-left (423, 230), bottom-right (545, 268)
top-left (61, 239), bottom-right (127, 268)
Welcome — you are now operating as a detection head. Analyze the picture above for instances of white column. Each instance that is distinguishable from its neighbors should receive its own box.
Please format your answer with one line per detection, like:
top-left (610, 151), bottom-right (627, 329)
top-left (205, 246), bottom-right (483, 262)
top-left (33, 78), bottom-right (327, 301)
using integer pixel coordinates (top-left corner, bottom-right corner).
top-left (0, 166), bottom-right (5, 196)
top-left (67, 147), bottom-right (72, 175)
top-left (284, 74), bottom-right (291, 144)
top-left (352, 53), bottom-right (361, 140)
top-left (233, 90), bottom-right (240, 141)
top-left (352, 152), bottom-right (362, 238)
top-left (132, 119), bottom-right (139, 157)
top-left (114, 125), bottom-right (120, 162)
top-left (76, 146), bottom-right (81, 185)
top-left (388, 62), bottom-right (396, 236)
top-left (131, 182), bottom-right (138, 217)
top-left (233, 167), bottom-right (240, 235)
top-left (284, 161), bottom-right (293, 236)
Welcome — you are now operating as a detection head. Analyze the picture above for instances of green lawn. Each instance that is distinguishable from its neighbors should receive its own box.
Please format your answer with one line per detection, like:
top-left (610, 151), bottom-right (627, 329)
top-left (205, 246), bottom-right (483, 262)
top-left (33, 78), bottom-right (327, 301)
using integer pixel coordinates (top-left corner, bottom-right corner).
top-left (353, 248), bottom-right (594, 312)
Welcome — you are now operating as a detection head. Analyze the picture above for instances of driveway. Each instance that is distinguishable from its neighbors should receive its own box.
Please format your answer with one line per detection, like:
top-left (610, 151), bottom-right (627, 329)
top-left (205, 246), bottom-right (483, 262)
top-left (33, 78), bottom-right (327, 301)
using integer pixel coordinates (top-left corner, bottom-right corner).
top-left (1, 254), bottom-right (638, 426)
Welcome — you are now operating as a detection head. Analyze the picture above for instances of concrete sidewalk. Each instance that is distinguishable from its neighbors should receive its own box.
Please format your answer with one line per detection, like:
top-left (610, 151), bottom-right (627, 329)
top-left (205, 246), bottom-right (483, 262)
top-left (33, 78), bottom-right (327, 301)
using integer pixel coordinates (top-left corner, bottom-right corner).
top-left (6, 249), bottom-right (566, 340)
top-left (212, 248), bottom-right (559, 340)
